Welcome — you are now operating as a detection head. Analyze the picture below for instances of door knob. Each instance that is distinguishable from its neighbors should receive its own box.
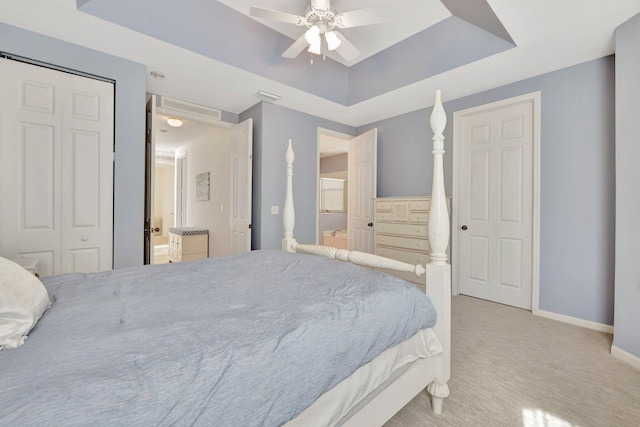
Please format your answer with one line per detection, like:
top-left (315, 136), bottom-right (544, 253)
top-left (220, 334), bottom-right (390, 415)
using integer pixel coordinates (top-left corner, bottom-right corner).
top-left (367, 222), bottom-right (373, 227)
top-left (81, 236), bottom-right (88, 241)
top-left (461, 225), bottom-right (468, 230)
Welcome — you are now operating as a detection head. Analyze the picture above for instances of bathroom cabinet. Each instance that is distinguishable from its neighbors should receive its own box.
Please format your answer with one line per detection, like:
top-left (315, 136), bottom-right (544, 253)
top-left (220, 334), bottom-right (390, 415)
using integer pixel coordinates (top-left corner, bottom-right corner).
top-left (168, 227), bottom-right (209, 263)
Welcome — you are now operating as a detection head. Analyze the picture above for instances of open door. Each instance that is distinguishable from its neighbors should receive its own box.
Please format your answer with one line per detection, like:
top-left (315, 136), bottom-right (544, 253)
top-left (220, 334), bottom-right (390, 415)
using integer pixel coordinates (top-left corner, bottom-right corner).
top-left (230, 118), bottom-right (253, 253)
top-left (348, 128), bottom-right (377, 253)
top-left (143, 95), bottom-right (156, 264)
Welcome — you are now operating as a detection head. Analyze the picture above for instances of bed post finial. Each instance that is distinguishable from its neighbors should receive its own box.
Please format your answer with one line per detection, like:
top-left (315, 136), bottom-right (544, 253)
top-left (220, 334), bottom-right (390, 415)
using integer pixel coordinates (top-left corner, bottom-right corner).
top-left (426, 89), bottom-right (451, 414)
top-left (428, 89), bottom-right (449, 264)
top-left (282, 139), bottom-right (297, 252)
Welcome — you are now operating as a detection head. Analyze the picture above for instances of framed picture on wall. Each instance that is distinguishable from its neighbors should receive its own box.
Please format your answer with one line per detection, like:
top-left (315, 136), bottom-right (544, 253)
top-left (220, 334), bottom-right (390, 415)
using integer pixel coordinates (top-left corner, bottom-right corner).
top-left (196, 172), bottom-right (210, 201)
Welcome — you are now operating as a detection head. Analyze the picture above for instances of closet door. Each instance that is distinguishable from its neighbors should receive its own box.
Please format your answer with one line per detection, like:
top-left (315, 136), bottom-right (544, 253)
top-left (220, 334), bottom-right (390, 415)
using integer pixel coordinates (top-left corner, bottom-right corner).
top-left (0, 58), bottom-right (114, 276)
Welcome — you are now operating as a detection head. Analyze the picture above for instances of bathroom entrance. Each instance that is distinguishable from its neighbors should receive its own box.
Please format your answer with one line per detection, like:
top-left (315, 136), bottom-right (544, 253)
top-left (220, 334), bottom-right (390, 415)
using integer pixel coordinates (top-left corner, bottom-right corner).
top-left (316, 127), bottom-right (377, 253)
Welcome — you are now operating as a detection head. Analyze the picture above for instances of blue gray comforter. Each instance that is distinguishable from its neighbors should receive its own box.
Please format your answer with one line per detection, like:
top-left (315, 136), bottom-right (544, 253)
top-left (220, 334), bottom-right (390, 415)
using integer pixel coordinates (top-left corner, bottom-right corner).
top-left (0, 250), bottom-right (436, 426)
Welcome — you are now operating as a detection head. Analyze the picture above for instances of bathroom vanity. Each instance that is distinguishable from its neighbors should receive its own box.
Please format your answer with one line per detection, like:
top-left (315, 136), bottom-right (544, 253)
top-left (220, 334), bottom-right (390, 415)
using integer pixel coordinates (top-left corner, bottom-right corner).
top-left (168, 227), bottom-right (209, 263)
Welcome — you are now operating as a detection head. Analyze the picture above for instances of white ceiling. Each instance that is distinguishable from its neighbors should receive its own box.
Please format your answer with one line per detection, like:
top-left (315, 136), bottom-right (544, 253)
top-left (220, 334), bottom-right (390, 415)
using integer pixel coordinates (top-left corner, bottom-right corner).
top-left (154, 113), bottom-right (222, 152)
top-left (2, 0), bottom-right (640, 127)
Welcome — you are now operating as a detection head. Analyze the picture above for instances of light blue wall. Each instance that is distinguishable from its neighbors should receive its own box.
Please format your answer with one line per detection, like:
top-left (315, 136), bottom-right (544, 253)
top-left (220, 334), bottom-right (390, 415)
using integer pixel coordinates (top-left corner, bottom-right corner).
top-left (0, 23), bottom-right (147, 269)
top-left (614, 13), bottom-right (640, 358)
top-left (242, 102), bottom-right (355, 249)
top-left (359, 56), bottom-right (616, 326)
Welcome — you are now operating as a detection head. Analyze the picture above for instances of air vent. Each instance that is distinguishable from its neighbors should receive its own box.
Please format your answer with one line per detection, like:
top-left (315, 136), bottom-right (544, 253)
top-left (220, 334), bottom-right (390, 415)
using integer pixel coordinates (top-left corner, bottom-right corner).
top-left (159, 96), bottom-right (222, 122)
top-left (155, 151), bottom-right (175, 165)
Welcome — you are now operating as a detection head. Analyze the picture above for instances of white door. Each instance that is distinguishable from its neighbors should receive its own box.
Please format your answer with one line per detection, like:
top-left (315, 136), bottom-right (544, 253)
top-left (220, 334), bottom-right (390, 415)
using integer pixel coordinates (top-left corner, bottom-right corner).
top-left (348, 128), bottom-right (377, 253)
top-left (0, 58), bottom-right (114, 276)
top-left (230, 118), bottom-right (253, 253)
top-left (144, 95), bottom-right (156, 264)
top-left (456, 96), bottom-right (535, 309)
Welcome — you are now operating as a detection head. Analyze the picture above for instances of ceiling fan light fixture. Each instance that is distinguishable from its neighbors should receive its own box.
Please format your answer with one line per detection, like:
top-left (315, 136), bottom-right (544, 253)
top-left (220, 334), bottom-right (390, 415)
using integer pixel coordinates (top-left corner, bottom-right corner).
top-left (167, 118), bottom-right (183, 127)
top-left (304, 25), bottom-right (321, 45)
top-left (308, 40), bottom-right (322, 55)
top-left (325, 31), bottom-right (341, 51)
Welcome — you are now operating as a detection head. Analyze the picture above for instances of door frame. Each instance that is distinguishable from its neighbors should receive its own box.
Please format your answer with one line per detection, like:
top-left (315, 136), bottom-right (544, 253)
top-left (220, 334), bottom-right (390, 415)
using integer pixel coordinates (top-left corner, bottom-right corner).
top-left (451, 91), bottom-right (541, 314)
top-left (144, 95), bottom-right (156, 265)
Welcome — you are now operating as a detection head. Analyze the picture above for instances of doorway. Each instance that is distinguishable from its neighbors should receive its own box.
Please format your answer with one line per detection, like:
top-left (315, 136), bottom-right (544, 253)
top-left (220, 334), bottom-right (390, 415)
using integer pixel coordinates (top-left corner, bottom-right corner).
top-left (145, 96), bottom-right (253, 263)
top-left (452, 92), bottom-right (540, 310)
top-left (317, 129), bottom-right (350, 247)
top-left (316, 127), bottom-right (377, 253)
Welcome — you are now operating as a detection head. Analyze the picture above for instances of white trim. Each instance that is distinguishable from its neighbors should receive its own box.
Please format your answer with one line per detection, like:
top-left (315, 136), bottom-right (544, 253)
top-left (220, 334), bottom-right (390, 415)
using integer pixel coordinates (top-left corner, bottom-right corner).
top-left (531, 92), bottom-right (541, 314)
top-left (611, 345), bottom-right (640, 370)
top-left (451, 92), bottom-right (541, 312)
top-left (535, 309), bottom-right (614, 334)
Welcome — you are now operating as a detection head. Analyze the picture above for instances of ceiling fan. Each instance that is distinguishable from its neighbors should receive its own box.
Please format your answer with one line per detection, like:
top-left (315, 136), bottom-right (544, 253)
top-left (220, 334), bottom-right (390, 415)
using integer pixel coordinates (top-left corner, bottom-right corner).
top-left (250, 0), bottom-right (387, 61)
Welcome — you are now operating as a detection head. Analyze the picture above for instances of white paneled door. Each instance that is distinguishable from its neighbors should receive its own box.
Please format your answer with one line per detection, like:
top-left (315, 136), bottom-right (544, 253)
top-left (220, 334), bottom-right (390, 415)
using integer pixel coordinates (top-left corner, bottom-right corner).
top-left (348, 128), bottom-right (377, 253)
top-left (230, 118), bottom-right (253, 254)
top-left (456, 95), bottom-right (536, 309)
top-left (0, 58), bottom-right (114, 277)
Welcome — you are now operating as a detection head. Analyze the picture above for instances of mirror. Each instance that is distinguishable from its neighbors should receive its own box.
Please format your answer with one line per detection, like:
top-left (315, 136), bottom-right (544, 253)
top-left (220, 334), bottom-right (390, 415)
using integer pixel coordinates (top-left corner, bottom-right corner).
top-left (320, 177), bottom-right (347, 213)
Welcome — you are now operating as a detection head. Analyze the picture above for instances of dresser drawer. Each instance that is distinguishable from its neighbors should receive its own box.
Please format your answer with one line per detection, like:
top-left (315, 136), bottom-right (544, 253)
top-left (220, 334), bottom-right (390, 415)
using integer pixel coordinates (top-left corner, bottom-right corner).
top-left (375, 234), bottom-right (429, 252)
top-left (375, 200), bottom-right (393, 210)
top-left (375, 246), bottom-right (429, 265)
top-left (376, 222), bottom-right (427, 238)
top-left (410, 199), bottom-right (430, 211)
top-left (410, 212), bottom-right (429, 223)
top-left (376, 211), bottom-right (393, 222)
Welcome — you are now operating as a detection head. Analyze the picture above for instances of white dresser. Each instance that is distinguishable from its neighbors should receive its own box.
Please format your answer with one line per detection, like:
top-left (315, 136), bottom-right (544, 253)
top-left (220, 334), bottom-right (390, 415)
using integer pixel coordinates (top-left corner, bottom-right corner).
top-left (374, 197), bottom-right (433, 290)
top-left (168, 227), bottom-right (209, 263)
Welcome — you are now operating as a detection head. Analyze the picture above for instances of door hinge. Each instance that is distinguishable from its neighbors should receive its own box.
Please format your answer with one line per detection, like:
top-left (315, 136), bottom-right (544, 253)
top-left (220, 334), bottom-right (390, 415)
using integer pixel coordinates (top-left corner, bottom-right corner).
top-left (248, 224), bottom-right (252, 229)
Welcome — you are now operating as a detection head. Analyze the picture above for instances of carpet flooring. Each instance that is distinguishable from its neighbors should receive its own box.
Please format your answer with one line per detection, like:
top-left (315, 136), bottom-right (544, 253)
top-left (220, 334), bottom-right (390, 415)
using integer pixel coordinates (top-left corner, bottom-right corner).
top-left (384, 295), bottom-right (640, 427)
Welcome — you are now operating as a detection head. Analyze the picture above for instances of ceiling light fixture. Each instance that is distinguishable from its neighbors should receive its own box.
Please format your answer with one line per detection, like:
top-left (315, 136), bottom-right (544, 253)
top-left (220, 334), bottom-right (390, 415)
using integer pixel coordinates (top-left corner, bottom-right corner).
top-left (250, 1), bottom-right (387, 61)
top-left (307, 40), bottom-right (322, 55)
top-left (167, 118), bottom-right (183, 127)
top-left (304, 25), bottom-right (320, 45)
top-left (325, 31), bottom-right (341, 51)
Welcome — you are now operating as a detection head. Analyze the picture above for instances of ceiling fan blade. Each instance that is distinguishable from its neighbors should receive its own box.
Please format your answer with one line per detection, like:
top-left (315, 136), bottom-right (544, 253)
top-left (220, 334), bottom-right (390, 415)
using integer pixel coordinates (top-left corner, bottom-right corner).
top-left (311, 0), bottom-right (330, 12)
top-left (335, 8), bottom-right (388, 28)
top-left (282, 34), bottom-right (309, 59)
top-left (250, 7), bottom-right (306, 26)
top-left (333, 32), bottom-right (360, 61)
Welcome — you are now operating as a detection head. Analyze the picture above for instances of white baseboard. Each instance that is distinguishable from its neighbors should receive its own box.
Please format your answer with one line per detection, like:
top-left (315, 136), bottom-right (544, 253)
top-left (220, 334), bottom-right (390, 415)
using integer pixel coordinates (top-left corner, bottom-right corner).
top-left (611, 345), bottom-right (640, 370)
top-left (534, 309), bottom-right (614, 334)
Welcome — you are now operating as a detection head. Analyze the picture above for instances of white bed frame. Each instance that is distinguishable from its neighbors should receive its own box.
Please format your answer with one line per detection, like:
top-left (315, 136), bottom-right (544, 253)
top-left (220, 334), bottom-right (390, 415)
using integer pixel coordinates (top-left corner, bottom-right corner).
top-left (281, 91), bottom-right (451, 425)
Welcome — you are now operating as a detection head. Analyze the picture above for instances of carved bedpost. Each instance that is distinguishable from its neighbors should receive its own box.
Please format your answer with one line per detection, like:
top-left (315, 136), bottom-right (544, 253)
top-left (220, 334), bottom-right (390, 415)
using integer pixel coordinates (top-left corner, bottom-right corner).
top-left (282, 139), bottom-right (297, 252)
top-left (425, 90), bottom-right (451, 414)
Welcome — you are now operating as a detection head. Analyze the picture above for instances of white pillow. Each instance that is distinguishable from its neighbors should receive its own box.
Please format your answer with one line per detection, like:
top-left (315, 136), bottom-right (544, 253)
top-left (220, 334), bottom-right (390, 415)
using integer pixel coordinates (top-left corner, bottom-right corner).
top-left (0, 256), bottom-right (51, 350)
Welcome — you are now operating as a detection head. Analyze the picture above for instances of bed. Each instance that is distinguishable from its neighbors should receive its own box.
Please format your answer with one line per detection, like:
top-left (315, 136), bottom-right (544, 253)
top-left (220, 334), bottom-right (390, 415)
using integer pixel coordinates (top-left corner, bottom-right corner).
top-left (0, 91), bottom-right (451, 426)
